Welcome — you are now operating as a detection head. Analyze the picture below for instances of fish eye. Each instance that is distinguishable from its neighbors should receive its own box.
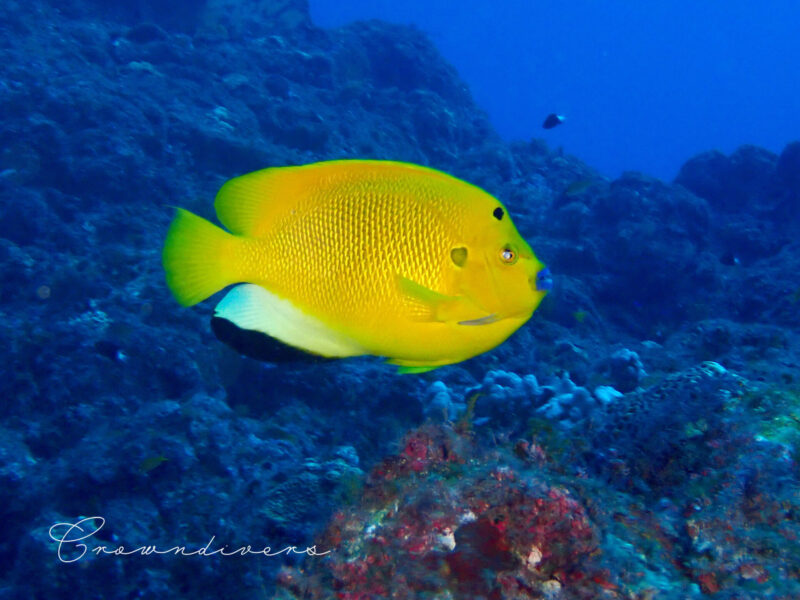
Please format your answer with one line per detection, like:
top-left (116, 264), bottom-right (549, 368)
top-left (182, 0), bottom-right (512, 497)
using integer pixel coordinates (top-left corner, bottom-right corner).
top-left (500, 247), bottom-right (517, 264)
top-left (493, 207), bottom-right (504, 220)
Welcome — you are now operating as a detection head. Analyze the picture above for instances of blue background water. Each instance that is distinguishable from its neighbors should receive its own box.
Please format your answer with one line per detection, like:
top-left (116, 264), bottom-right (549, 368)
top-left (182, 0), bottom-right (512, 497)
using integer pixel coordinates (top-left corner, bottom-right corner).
top-left (311, 0), bottom-right (800, 180)
top-left (2, 0), bottom-right (799, 596)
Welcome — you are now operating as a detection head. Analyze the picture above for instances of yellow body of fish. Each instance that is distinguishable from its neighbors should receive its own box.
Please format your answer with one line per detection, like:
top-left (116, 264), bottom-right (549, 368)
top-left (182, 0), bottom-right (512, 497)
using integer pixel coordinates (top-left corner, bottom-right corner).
top-left (162, 160), bottom-right (549, 372)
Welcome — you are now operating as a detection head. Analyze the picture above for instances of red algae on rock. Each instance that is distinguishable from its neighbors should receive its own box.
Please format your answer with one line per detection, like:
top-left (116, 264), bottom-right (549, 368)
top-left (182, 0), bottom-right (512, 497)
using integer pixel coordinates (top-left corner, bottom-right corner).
top-left (275, 425), bottom-right (608, 600)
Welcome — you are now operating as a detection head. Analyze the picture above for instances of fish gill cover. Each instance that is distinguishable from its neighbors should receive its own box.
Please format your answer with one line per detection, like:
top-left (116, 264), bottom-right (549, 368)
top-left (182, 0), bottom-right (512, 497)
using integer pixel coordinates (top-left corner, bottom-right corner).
top-left (0, 0), bottom-right (799, 598)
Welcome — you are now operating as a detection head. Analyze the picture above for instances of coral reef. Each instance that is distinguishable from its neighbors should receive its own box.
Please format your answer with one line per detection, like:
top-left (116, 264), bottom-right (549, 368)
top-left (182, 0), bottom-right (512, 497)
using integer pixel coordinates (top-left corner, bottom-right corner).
top-left (278, 368), bottom-right (800, 599)
top-left (275, 425), bottom-right (606, 600)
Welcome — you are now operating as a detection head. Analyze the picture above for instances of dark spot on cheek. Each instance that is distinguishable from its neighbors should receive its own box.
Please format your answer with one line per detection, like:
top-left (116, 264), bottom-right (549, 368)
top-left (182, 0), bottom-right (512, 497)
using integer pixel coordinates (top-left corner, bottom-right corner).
top-left (450, 246), bottom-right (468, 267)
top-left (493, 207), bottom-right (504, 220)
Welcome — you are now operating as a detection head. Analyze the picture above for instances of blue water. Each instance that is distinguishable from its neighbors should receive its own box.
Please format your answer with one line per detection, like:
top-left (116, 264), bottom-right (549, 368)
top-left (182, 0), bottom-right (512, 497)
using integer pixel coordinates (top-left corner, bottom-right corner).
top-left (2, 0), bottom-right (799, 597)
top-left (311, 0), bottom-right (800, 180)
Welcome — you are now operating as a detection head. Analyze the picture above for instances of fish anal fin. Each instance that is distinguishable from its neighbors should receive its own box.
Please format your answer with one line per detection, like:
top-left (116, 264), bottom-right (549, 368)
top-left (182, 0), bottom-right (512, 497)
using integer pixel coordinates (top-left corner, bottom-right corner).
top-left (214, 284), bottom-right (367, 358)
top-left (211, 316), bottom-right (332, 364)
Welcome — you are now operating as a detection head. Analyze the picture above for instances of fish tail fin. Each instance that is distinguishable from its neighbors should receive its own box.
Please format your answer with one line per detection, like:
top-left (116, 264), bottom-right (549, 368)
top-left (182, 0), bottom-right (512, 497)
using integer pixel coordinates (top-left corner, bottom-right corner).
top-left (162, 208), bottom-right (246, 306)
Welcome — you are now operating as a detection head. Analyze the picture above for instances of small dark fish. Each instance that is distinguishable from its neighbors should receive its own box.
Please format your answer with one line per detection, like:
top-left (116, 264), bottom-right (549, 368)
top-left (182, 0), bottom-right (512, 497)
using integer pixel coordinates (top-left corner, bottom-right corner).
top-left (573, 309), bottom-right (588, 323)
top-left (139, 455), bottom-right (168, 473)
top-left (720, 251), bottom-right (740, 266)
top-left (543, 113), bottom-right (565, 129)
top-left (564, 179), bottom-right (595, 196)
top-left (455, 391), bottom-right (482, 432)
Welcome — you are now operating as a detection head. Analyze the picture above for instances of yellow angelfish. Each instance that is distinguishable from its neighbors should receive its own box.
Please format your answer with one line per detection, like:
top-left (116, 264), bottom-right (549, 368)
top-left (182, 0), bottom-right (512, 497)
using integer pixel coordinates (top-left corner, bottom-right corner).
top-left (162, 160), bottom-right (551, 373)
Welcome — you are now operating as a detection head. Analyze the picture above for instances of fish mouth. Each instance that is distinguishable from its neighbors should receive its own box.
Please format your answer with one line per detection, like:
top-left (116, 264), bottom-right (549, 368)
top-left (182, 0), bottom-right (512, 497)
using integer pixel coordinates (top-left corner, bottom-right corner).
top-left (531, 267), bottom-right (553, 292)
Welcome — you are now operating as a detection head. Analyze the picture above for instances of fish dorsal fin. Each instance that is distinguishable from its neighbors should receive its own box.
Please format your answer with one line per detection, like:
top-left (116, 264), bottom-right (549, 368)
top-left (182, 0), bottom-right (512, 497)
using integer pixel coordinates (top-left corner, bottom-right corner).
top-left (214, 284), bottom-right (367, 358)
top-left (214, 160), bottom-right (483, 236)
top-left (214, 167), bottom-right (300, 236)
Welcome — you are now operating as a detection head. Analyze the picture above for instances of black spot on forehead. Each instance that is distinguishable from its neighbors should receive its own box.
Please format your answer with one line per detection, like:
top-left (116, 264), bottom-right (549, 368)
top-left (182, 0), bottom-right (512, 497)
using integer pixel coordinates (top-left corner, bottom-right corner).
top-left (493, 207), bottom-right (504, 220)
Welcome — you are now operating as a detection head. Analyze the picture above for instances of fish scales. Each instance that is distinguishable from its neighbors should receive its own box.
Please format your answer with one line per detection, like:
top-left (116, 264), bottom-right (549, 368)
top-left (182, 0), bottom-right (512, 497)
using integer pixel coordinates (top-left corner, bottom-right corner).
top-left (247, 170), bottom-right (457, 327)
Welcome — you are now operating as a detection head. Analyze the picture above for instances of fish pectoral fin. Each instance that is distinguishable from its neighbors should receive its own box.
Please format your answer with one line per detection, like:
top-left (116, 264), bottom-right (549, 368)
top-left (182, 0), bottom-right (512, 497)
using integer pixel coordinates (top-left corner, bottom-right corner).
top-left (396, 275), bottom-right (454, 305)
top-left (396, 275), bottom-right (499, 324)
top-left (214, 284), bottom-right (367, 358)
top-left (396, 274), bottom-right (460, 322)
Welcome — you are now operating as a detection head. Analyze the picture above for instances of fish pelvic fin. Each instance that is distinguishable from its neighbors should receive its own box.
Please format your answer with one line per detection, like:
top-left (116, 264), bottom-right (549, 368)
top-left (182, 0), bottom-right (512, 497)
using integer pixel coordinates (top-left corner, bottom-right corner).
top-left (395, 364), bottom-right (440, 375)
top-left (162, 208), bottom-right (245, 306)
top-left (387, 356), bottom-right (447, 375)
